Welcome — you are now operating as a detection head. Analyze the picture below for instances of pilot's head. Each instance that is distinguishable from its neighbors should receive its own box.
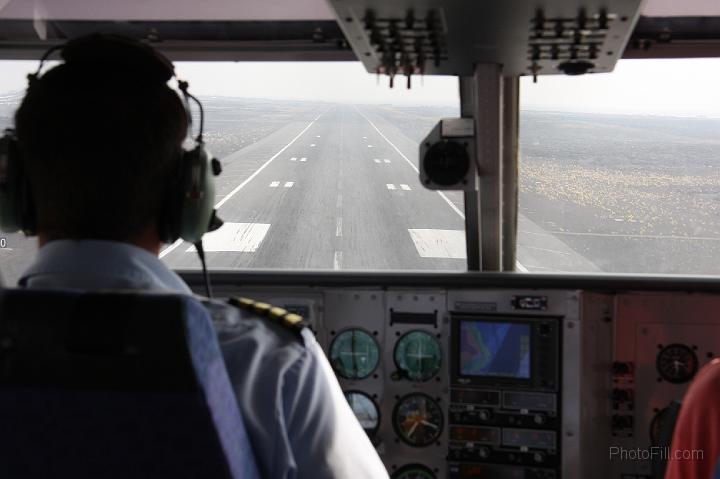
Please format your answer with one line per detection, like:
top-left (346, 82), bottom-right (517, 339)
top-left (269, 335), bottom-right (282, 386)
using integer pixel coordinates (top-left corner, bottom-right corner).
top-left (14, 35), bottom-right (188, 251)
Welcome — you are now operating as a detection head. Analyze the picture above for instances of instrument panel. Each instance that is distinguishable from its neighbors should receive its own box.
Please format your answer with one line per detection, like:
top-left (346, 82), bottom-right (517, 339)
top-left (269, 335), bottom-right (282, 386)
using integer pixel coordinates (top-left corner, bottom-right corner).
top-left (186, 273), bottom-right (720, 479)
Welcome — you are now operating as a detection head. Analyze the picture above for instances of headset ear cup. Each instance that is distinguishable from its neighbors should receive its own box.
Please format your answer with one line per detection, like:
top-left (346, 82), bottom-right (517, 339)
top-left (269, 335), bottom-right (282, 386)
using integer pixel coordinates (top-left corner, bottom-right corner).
top-left (158, 151), bottom-right (185, 243)
top-left (177, 144), bottom-right (217, 243)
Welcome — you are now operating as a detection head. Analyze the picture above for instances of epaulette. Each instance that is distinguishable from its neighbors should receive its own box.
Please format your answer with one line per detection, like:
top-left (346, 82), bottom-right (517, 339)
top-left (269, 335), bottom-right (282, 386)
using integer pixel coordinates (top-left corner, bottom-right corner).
top-left (227, 296), bottom-right (309, 338)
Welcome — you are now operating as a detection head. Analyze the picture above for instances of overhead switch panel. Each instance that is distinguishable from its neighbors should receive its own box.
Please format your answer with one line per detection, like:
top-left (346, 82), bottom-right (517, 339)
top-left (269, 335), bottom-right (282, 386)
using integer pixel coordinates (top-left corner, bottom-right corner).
top-left (327, 0), bottom-right (644, 81)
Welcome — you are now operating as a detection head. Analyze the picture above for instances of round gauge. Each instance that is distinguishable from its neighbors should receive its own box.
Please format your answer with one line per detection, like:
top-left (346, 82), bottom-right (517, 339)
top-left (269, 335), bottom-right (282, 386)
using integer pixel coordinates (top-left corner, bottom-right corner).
top-left (394, 330), bottom-right (442, 381)
top-left (393, 393), bottom-right (444, 447)
top-left (656, 343), bottom-right (698, 384)
top-left (330, 329), bottom-right (380, 380)
top-left (345, 391), bottom-right (380, 435)
top-left (392, 464), bottom-right (436, 479)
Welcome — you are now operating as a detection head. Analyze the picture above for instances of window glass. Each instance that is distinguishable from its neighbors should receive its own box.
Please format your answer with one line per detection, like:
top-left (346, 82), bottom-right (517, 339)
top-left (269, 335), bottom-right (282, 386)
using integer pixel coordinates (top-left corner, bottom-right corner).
top-left (0, 61), bottom-right (462, 284)
top-left (518, 59), bottom-right (720, 273)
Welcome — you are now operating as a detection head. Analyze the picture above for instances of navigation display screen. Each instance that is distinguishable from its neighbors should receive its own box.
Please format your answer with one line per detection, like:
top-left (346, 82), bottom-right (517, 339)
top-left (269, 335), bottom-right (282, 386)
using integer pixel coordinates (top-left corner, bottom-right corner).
top-left (459, 321), bottom-right (531, 379)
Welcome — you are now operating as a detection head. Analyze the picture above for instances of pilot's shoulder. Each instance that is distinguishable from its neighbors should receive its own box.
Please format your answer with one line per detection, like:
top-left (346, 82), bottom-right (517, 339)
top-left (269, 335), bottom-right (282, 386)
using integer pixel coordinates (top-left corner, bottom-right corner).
top-left (200, 296), bottom-right (313, 349)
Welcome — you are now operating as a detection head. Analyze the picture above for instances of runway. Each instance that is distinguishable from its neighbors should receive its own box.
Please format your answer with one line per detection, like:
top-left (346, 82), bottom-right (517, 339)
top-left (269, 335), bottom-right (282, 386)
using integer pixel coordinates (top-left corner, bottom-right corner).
top-left (159, 104), bottom-right (467, 272)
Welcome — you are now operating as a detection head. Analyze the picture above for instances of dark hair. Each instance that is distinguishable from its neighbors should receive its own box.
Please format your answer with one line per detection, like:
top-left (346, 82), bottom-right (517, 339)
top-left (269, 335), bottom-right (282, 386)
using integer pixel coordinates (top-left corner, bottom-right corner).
top-left (14, 59), bottom-right (187, 241)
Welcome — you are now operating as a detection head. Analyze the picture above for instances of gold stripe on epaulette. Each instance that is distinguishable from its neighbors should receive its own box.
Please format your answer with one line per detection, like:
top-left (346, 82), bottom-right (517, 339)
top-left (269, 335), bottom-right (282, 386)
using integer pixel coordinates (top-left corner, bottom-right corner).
top-left (283, 313), bottom-right (303, 326)
top-left (269, 307), bottom-right (288, 319)
top-left (253, 302), bottom-right (271, 314)
top-left (234, 297), bottom-right (255, 308)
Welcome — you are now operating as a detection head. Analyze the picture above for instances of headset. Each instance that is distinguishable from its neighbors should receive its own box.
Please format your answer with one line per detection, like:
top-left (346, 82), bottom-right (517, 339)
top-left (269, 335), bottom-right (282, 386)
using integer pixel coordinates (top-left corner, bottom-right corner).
top-left (0, 34), bottom-right (223, 245)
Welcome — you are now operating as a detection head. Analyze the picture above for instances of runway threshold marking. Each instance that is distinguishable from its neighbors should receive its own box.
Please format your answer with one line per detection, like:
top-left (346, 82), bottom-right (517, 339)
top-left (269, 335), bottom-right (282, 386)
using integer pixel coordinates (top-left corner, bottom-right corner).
top-left (400, 184), bottom-right (411, 191)
top-left (160, 109), bottom-right (327, 258)
top-left (408, 229), bottom-right (466, 259)
top-left (354, 106), bottom-right (528, 272)
top-left (185, 222), bottom-right (270, 253)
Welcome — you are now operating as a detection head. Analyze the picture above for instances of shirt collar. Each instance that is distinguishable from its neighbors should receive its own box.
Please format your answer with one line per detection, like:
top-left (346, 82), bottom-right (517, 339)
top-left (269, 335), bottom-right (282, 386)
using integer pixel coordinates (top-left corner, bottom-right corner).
top-left (18, 239), bottom-right (191, 293)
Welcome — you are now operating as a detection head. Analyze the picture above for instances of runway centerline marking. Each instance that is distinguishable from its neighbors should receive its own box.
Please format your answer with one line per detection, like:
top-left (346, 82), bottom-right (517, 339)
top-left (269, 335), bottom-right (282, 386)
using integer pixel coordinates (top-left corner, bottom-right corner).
top-left (160, 108), bottom-right (327, 258)
top-left (400, 184), bottom-right (411, 191)
top-left (284, 181), bottom-right (294, 188)
top-left (269, 181), bottom-right (280, 188)
top-left (336, 217), bottom-right (343, 237)
top-left (310, 143), bottom-right (316, 147)
top-left (300, 157), bottom-right (307, 162)
top-left (336, 194), bottom-right (342, 209)
top-left (386, 184), bottom-right (396, 190)
top-left (373, 159), bottom-right (381, 163)
top-left (367, 145), bottom-right (373, 148)
top-left (290, 157), bottom-right (297, 161)
top-left (333, 251), bottom-right (343, 270)
top-left (354, 105), bottom-right (528, 272)
top-left (383, 159), bottom-right (391, 163)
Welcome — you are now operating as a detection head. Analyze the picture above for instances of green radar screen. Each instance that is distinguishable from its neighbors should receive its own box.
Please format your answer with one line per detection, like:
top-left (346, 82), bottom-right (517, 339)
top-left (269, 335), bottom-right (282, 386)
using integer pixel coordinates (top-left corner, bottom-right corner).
top-left (391, 464), bottom-right (436, 479)
top-left (330, 329), bottom-right (380, 379)
top-left (393, 330), bottom-right (442, 381)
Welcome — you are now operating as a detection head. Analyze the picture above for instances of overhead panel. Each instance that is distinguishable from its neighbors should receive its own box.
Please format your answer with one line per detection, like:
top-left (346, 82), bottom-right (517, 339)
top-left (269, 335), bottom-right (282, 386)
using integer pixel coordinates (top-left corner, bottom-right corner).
top-left (327, 0), bottom-right (645, 81)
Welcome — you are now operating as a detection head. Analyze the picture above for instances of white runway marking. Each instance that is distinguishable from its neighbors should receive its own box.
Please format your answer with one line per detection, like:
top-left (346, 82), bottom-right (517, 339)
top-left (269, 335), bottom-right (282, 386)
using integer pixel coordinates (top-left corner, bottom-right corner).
top-left (373, 159), bottom-right (381, 163)
top-left (269, 181), bottom-right (280, 187)
top-left (362, 136), bottom-right (367, 139)
top-left (400, 184), bottom-right (411, 191)
top-left (333, 251), bottom-right (343, 270)
top-left (386, 184), bottom-right (396, 190)
top-left (383, 159), bottom-right (391, 163)
top-left (367, 145), bottom-right (373, 148)
top-left (310, 143), bottom-right (316, 147)
top-left (186, 223), bottom-right (270, 253)
top-left (284, 181), bottom-right (294, 188)
top-left (408, 229), bottom-right (467, 259)
top-left (336, 194), bottom-right (342, 209)
top-left (290, 157), bottom-right (297, 161)
top-left (336, 217), bottom-right (343, 237)
top-left (160, 109), bottom-right (327, 259)
top-left (300, 157), bottom-right (307, 162)
top-left (316, 135), bottom-right (321, 138)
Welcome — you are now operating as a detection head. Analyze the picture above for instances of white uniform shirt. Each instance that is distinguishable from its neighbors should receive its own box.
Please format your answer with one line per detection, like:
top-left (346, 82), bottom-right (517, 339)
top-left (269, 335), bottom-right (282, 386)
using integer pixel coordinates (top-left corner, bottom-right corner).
top-left (19, 240), bottom-right (389, 479)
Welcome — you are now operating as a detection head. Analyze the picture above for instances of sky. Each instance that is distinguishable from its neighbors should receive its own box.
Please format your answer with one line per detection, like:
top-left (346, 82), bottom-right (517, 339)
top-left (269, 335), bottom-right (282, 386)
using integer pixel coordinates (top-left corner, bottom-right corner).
top-left (2, 58), bottom-right (720, 116)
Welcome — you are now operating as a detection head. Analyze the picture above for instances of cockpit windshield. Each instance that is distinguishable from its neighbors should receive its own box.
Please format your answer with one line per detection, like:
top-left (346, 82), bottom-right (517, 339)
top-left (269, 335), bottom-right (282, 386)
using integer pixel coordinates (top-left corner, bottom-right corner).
top-left (0, 61), bottom-right (463, 282)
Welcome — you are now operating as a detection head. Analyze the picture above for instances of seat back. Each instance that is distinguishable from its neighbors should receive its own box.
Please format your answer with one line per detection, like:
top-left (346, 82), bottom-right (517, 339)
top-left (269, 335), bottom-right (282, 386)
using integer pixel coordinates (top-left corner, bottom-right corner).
top-left (0, 289), bottom-right (259, 479)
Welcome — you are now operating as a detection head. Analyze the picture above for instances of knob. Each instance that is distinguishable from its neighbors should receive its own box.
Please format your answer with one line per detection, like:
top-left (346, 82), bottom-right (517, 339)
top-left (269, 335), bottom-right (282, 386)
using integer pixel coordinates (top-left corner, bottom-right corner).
top-left (478, 409), bottom-right (491, 421)
top-left (534, 452), bottom-right (546, 463)
top-left (478, 446), bottom-right (490, 459)
top-left (533, 413), bottom-right (546, 425)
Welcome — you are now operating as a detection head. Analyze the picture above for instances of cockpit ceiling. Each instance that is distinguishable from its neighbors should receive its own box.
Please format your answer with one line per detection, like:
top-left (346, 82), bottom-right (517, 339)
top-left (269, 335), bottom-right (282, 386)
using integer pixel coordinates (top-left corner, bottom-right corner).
top-left (0, 0), bottom-right (718, 61)
top-left (1, 0), bottom-right (718, 21)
